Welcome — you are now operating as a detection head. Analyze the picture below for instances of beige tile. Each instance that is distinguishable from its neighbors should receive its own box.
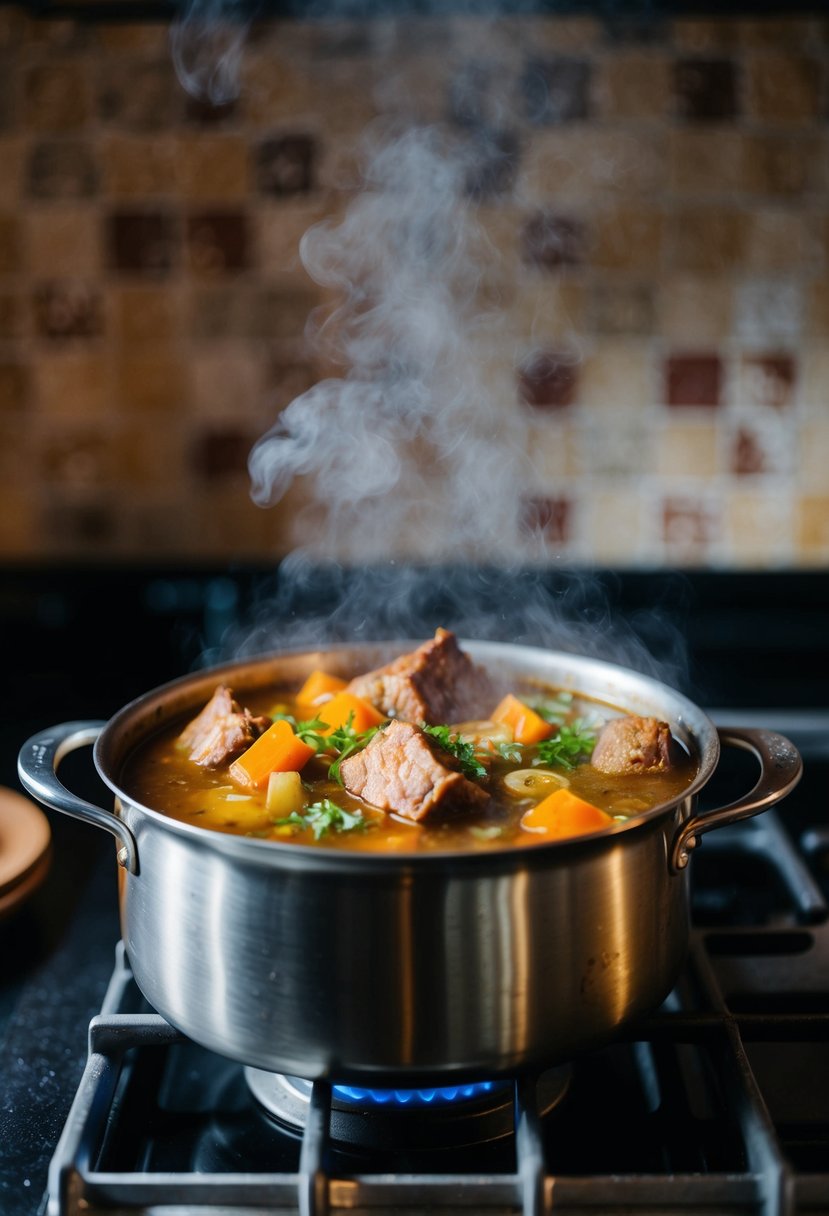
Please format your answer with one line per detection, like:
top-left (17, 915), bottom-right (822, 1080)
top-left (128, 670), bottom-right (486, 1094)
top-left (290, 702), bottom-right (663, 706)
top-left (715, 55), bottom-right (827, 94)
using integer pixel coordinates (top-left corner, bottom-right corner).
top-left (745, 53), bottom-right (822, 123)
top-left (657, 277), bottom-right (734, 344)
top-left (796, 495), bottom-right (829, 561)
top-left (117, 350), bottom-right (189, 413)
top-left (655, 420), bottom-right (719, 477)
top-left (175, 134), bottom-right (251, 200)
top-left (254, 202), bottom-right (331, 275)
top-left (798, 421), bottom-right (829, 491)
top-left (579, 340), bottom-right (653, 410)
top-left (25, 207), bottom-right (102, 275)
top-left (585, 490), bottom-right (644, 566)
top-left (521, 130), bottom-right (666, 204)
top-left (524, 420), bottom-right (579, 481)
top-left (592, 206), bottom-right (664, 273)
top-left (798, 346), bottom-right (829, 410)
top-left (742, 209), bottom-right (819, 274)
top-left (101, 135), bottom-right (179, 197)
top-left (508, 280), bottom-right (586, 346)
top-left (725, 490), bottom-right (794, 567)
top-left (594, 52), bottom-right (671, 121)
top-left (241, 51), bottom-right (317, 126)
top-left (741, 133), bottom-right (824, 198)
top-left (805, 280), bottom-right (829, 338)
top-left (114, 419), bottom-right (189, 487)
top-left (34, 352), bottom-right (112, 417)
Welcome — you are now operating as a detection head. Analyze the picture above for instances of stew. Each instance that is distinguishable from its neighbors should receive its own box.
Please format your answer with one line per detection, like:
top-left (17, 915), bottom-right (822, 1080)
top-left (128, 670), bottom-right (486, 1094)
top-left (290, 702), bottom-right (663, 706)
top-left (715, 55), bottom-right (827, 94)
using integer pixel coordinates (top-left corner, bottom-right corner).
top-left (120, 630), bottom-right (696, 853)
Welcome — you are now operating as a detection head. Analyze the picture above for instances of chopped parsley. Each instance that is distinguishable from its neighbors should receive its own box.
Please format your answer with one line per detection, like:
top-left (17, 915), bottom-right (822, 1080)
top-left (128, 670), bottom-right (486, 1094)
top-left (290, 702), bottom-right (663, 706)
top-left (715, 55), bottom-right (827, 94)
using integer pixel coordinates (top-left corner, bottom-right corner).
top-left (422, 723), bottom-right (488, 781)
top-left (533, 720), bottom-right (597, 771)
top-left (275, 712), bottom-right (384, 785)
top-left (273, 799), bottom-right (367, 840)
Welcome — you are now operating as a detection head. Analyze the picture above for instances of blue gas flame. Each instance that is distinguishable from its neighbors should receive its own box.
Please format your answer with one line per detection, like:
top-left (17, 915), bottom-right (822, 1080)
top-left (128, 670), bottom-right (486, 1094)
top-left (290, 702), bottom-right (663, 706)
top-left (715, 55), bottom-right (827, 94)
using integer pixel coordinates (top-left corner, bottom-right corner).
top-left (333, 1080), bottom-right (501, 1107)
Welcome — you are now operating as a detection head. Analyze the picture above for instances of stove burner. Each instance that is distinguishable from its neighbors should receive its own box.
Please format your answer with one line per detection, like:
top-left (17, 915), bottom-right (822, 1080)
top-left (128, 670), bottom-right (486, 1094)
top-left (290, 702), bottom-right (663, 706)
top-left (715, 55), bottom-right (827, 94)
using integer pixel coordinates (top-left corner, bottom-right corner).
top-left (244, 1066), bottom-right (572, 1151)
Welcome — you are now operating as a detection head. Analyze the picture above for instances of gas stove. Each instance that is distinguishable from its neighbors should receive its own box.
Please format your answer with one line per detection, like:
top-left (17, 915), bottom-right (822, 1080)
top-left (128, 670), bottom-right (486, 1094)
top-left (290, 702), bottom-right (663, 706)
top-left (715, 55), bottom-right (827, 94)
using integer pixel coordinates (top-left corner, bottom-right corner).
top-left (2, 708), bottom-right (825, 1216)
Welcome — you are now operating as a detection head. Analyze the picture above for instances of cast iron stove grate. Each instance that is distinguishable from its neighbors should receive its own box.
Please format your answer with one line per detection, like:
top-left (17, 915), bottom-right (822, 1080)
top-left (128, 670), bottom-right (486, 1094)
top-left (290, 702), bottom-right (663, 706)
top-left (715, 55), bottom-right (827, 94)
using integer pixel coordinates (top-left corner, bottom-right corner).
top-left (45, 734), bottom-right (829, 1216)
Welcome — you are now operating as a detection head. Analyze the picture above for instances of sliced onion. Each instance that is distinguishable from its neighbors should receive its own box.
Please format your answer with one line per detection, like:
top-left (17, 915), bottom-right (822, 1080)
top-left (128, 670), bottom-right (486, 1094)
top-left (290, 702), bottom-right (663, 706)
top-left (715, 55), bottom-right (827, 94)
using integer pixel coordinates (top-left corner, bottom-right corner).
top-left (503, 768), bottom-right (570, 797)
top-left (452, 719), bottom-right (514, 746)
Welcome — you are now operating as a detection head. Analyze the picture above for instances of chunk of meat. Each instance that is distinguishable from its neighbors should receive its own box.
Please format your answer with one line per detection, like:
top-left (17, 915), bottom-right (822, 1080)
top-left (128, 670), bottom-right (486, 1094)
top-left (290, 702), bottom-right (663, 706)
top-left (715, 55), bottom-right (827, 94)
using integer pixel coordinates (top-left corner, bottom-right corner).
top-left (179, 685), bottom-right (271, 768)
top-left (591, 715), bottom-right (676, 776)
top-left (340, 719), bottom-right (490, 823)
top-left (347, 628), bottom-right (492, 726)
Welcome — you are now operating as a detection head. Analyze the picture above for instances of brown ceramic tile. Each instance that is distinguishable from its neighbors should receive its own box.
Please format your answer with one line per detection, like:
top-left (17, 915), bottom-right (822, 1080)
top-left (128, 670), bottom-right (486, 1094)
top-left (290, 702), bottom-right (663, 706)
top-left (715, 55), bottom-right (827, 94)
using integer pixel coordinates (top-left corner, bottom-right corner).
top-left (108, 210), bottom-right (178, 275)
top-left (738, 353), bottom-right (797, 410)
top-left (448, 60), bottom-right (495, 128)
top-left (255, 135), bottom-right (316, 196)
top-left (42, 495), bottom-right (119, 553)
top-left (523, 129), bottom-right (665, 201)
top-left (0, 292), bottom-right (20, 339)
top-left (798, 420), bottom-right (829, 489)
top-left (517, 350), bottom-right (578, 409)
top-left (796, 495), bottom-right (829, 561)
top-left (191, 425), bottom-right (257, 480)
top-left (661, 495), bottom-right (718, 555)
top-left (23, 62), bottom-right (90, 130)
top-left (665, 354), bottom-right (722, 407)
top-left (26, 207), bottom-right (102, 276)
top-left (187, 210), bottom-right (248, 274)
top-left (464, 129), bottom-right (520, 202)
top-left (521, 56), bottom-right (591, 124)
top-left (591, 207), bottom-right (663, 273)
top-left (742, 134), bottom-right (824, 198)
top-left (39, 425), bottom-right (112, 487)
top-left (177, 135), bottom-right (251, 200)
top-left (0, 213), bottom-right (19, 274)
top-left (26, 140), bottom-right (98, 198)
top-left (97, 23), bottom-right (168, 53)
top-left (34, 280), bottom-right (103, 339)
top-left (745, 54), bottom-right (821, 123)
top-left (264, 358), bottom-right (317, 411)
top-left (521, 211), bottom-right (586, 270)
top-left (805, 280), bottom-right (829, 338)
top-left (587, 282), bottom-right (654, 336)
top-left (98, 59), bottom-right (180, 129)
top-left (101, 135), bottom-right (178, 197)
top-left (240, 54), bottom-right (315, 127)
top-left (114, 285), bottom-right (183, 343)
top-left (673, 58), bottom-right (738, 121)
top-left (658, 277), bottom-right (734, 344)
top-left (34, 351), bottom-right (110, 417)
top-left (0, 361), bottom-right (29, 412)
top-left (731, 424), bottom-right (768, 475)
top-left (116, 350), bottom-right (188, 412)
top-left (0, 137), bottom-right (25, 207)
top-left (666, 208), bottom-right (745, 273)
top-left (668, 129), bottom-right (747, 195)
top-left (519, 494), bottom-right (572, 545)
top-left (115, 419), bottom-right (188, 488)
top-left (594, 52), bottom-right (670, 120)
top-left (185, 94), bottom-right (238, 125)
top-left (742, 209), bottom-right (816, 274)
top-left (192, 342), bottom-right (267, 421)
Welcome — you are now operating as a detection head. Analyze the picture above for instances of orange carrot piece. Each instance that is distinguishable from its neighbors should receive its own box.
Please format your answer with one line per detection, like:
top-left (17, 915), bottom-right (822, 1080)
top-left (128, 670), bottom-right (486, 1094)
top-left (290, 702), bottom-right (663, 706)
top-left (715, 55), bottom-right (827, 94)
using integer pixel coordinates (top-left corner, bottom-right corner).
top-left (296, 669), bottom-right (347, 707)
top-left (520, 788), bottom-right (613, 840)
top-left (491, 694), bottom-right (554, 745)
top-left (316, 691), bottom-right (386, 736)
top-left (229, 719), bottom-right (316, 789)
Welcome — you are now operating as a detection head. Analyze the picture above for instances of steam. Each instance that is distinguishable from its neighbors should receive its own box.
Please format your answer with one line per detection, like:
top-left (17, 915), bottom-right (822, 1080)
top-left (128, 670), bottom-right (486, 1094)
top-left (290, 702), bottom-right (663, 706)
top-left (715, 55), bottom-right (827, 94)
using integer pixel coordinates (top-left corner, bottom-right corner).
top-left (249, 121), bottom-right (532, 564)
top-left (170, 0), bottom-right (256, 104)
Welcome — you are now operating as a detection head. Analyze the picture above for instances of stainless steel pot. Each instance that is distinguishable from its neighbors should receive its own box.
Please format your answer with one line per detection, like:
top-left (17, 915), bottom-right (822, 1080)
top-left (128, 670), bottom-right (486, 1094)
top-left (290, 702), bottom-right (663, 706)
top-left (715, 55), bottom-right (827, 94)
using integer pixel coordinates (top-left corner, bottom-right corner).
top-left (18, 641), bottom-right (802, 1084)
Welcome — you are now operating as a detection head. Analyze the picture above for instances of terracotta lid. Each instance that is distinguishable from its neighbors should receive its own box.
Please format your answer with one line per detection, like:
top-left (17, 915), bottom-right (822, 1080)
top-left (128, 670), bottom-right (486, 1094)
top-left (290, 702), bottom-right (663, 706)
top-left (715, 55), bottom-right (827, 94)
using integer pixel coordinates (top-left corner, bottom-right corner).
top-left (0, 786), bottom-right (52, 919)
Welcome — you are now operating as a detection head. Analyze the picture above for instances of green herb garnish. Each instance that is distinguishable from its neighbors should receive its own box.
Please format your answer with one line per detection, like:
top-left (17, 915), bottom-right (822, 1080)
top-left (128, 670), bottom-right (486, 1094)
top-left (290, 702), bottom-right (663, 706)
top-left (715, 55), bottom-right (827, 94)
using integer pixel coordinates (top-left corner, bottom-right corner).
top-left (534, 719), bottom-right (597, 772)
top-left (422, 724), bottom-right (488, 781)
top-left (276, 711), bottom-right (384, 785)
top-left (273, 799), bottom-right (367, 840)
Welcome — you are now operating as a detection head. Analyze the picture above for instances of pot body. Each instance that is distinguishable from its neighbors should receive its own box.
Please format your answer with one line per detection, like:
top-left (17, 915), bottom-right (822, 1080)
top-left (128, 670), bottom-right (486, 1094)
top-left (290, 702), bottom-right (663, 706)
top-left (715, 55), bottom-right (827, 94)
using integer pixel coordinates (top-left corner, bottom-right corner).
top-left (118, 792), bottom-right (690, 1081)
top-left (19, 641), bottom-right (801, 1083)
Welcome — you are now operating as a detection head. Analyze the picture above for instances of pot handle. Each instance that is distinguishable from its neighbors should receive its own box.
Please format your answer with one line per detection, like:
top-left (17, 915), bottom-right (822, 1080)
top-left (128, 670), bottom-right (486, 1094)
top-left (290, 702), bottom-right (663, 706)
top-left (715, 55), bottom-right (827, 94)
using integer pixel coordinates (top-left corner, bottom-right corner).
top-left (670, 727), bottom-right (802, 875)
top-left (17, 722), bottom-right (139, 874)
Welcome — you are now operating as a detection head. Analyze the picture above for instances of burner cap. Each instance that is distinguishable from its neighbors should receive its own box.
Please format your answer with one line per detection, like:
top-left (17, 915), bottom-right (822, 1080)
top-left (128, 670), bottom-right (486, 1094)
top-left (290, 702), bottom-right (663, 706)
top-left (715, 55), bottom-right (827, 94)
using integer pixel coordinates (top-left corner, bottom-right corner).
top-left (245, 1067), bottom-right (571, 1151)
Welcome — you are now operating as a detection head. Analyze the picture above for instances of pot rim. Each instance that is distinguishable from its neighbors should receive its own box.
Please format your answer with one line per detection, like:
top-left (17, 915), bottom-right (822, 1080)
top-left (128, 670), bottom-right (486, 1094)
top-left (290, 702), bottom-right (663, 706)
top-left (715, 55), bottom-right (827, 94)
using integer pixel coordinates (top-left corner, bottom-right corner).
top-left (94, 638), bottom-right (719, 868)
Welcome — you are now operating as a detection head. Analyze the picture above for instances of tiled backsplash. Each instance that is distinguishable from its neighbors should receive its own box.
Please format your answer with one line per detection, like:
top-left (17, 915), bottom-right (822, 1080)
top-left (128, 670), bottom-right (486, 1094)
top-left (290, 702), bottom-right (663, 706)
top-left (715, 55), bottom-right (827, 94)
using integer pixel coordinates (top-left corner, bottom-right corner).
top-left (1, 7), bottom-right (828, 567)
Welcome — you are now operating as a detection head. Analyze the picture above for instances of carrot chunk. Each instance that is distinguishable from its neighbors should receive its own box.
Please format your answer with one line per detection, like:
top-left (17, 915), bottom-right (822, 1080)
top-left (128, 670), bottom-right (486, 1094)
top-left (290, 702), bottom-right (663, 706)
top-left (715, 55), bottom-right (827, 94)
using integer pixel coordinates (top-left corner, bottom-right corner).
top-left (229, 719), bottom-right (316, 789)
top-left (520, 787), bottom-right (613, 840)
top-left (491, 694), bottom-right (554, 745)
top-left (296, 669), bottom-right (347, 707)
top-left (316, 691), bottom-right (386, 736)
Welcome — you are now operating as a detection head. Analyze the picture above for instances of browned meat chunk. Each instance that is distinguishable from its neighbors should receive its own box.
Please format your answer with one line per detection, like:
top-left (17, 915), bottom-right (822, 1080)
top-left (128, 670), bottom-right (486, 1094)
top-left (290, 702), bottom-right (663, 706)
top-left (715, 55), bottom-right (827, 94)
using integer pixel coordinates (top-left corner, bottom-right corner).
top-left (340, 719), bottom-right (490, 823)
top-left (347, 628), bottom-right (492, 726)
top-left (591, 715), bottom-right (676, 776)
top-left (178, 685), bottom-right (271, 768)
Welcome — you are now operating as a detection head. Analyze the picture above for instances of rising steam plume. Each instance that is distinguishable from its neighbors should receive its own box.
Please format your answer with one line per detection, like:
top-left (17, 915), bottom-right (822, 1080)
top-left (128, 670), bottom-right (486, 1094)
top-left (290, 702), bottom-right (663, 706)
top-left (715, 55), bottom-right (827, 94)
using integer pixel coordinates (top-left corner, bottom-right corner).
top-left (168, 1), bottom-right (691, 687)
